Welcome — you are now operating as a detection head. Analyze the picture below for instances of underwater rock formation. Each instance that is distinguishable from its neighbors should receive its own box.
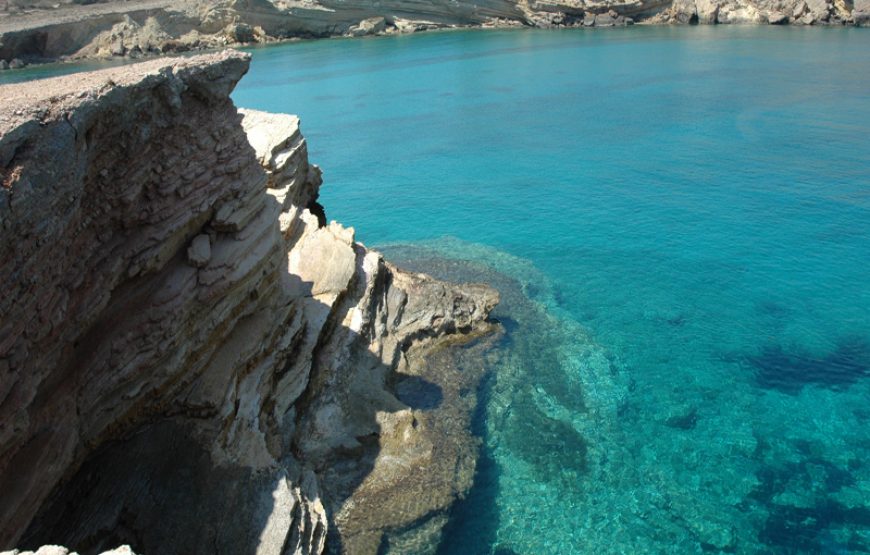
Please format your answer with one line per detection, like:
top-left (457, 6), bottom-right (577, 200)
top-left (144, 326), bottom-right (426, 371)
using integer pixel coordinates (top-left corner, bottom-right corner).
top-left (0, 50), bottom-right (497, 554)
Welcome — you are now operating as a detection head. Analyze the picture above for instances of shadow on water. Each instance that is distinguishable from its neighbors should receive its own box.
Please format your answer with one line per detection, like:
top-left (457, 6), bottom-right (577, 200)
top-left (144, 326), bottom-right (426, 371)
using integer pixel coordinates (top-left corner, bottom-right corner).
top-left (10, 105), bottom-right (453, 555)
top-left (436, 365), bottom-right (502, 555)
top-left (664, 406), bottom-right (699, 430)
top-left (16, 263), bottom-right (430, 555)
top-left (380, 251), bottom-right (514, 555)
top-left (494, 296), bottom-right (590, 493)
top-left (743, 335), bottom-right (870, 395)
top-left (499, 390), bottom-right (589, 490)
top-left (381, 246), bottom-right (597, 554)
top-left (19, 264), bottom-right (459, 555)
top-left (748, 458), bottom-right (870, 553)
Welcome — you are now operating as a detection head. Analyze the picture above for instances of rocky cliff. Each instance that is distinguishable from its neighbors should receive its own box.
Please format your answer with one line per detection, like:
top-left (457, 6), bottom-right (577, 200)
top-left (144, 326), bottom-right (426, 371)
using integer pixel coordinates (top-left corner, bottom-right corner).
top-left (0, 0), bottom-right (867, 67)
top-left (0, 50), bottom-right (497, 554)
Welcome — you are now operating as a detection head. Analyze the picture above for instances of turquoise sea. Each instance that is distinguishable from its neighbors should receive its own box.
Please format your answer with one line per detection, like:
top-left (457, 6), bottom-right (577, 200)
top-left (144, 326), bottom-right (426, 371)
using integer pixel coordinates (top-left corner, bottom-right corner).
top-left (5, 25), bottom-right (869, 554)
top-left (232, 27), bottom-right (870, 554)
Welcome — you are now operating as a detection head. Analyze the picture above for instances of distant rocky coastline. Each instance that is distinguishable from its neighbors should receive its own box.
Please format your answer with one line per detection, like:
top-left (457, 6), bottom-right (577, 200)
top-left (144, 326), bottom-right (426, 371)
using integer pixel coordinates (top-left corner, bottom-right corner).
top-left (0, 50), bottom-right (497, 554)
top-left (0, 0), bottom-right (867, 68)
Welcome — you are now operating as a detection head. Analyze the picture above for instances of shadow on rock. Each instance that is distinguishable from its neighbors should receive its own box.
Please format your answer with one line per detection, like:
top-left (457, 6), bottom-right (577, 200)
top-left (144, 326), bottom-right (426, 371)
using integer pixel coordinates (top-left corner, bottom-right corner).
top-left (1, 53), bottom-right (498, 555)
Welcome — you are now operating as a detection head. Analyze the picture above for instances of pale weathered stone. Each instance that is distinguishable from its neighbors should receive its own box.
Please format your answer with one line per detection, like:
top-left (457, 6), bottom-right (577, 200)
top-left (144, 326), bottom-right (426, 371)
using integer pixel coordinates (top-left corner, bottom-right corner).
top-left (768, 10), bottom-right (788, 22)
top-left (0, 50), bottom-right (497, 555)
top-left (6, 545), bottom-right (135, 555)
top-left (99, 548), bottom-right (136, 555)
top-left (697, 0), bottom-right (721, 23)
top-left (793, 1), bottom-right (809, 16)
top-left (33, 548), bottom-right (68, 555)
top-left (0, 0), bottom-right (864, 69)
top-left (349, 16), bottom-right (387, 36)
top-left (805, 0), bottom-right (830, 19)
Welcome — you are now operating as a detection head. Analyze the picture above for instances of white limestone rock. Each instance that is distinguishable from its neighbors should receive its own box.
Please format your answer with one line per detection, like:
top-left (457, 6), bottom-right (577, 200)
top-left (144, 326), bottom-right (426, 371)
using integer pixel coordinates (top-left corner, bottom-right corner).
top-left (348, 16), bottom-right (387, 36)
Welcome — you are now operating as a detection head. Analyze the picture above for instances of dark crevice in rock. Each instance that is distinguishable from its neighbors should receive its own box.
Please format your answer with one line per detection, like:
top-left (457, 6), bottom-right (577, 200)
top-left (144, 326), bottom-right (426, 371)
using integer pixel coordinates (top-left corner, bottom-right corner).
top-left (308, 199), bottom-right (327, 228)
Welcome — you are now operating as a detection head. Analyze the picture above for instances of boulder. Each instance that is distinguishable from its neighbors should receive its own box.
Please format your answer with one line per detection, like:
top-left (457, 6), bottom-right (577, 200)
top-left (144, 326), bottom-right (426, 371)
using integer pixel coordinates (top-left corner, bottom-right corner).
top-left (224, 22), bottom-right (255, 43)
top-left (186, 234), bottom-right (211, 268)
top-left (670, 0), bottom-right (700, 23)
top-left (348, 16), bottom-right (387, 36)
top-left (793, 1), bottom-right (809, 16)
top-left (805, 0), bottom-right (831, 19)
top-left (595, 12), bottom-right (617, 25)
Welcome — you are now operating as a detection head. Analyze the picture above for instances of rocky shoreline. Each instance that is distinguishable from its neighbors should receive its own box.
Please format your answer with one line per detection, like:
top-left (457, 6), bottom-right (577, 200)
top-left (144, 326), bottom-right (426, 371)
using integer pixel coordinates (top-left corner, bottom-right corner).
top-left (0, 0), bottom-right (867, 69)
top-left (0, 50), bottom-right (497, 554)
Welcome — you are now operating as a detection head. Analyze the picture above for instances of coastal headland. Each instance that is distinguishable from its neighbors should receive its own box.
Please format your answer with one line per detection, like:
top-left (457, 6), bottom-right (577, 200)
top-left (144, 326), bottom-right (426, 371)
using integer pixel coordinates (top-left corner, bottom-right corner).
top-left (0, 50), bottom-right (498, 554)
top-left (0, 0), bottom-right (867, 68)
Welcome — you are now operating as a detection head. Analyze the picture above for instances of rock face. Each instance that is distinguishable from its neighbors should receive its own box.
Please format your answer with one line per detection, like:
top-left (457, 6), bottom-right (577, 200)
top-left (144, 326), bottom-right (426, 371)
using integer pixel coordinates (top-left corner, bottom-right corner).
top-left (0, 0), bottom-right (865, 65)
top-left (0, 51), bottom-right (497, 554)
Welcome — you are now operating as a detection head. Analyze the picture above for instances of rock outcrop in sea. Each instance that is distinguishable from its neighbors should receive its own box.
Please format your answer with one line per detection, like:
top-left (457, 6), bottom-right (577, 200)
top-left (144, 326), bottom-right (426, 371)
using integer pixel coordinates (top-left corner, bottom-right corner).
top-left (0, 0), bottom-right (867, 66)
top-left (0, 50), bottom-right (498, 554)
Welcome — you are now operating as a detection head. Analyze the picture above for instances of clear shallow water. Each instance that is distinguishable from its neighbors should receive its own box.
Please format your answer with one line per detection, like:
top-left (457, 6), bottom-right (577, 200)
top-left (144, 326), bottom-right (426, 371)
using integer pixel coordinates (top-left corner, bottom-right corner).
top-left (232, 27), bottom-right (870, 554)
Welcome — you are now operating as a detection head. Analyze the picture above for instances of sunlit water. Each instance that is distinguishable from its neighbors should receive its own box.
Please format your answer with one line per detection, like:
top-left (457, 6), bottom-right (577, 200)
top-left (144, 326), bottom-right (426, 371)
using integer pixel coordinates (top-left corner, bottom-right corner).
top-left (5, 25), bottom-right (868, 554)
top-left (233, 27), bottom-right (870, 554)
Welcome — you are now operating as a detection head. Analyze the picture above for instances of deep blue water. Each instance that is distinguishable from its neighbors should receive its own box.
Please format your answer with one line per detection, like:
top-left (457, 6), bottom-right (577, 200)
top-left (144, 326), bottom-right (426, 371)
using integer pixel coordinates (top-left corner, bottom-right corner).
top-left (233, 26), bottom-right (870, 554)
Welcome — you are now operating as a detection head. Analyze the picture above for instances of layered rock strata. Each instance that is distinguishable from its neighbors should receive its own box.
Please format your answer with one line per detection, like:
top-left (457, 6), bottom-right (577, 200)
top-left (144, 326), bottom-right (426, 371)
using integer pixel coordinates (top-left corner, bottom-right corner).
top-left (0, 0), bottom-right (866, 67)
top-left (0, 50), bottom-right (497, 554)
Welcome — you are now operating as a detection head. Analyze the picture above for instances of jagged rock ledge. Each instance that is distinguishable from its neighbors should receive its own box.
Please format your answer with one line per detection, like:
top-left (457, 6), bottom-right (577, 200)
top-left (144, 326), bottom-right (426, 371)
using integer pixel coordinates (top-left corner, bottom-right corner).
top-left (0, 50), bottom-right (498, 554)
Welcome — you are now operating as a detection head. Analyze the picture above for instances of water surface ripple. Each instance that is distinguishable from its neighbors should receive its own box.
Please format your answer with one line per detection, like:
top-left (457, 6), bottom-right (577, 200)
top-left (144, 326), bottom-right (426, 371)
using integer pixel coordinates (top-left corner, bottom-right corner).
top-left (232, 26), bottom-right (870, 554)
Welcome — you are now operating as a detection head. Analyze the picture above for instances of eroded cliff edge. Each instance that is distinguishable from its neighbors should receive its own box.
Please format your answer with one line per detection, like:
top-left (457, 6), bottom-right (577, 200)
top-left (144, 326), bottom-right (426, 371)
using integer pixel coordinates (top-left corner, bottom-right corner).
top-left (0, 50), bottom-right (498, 554)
